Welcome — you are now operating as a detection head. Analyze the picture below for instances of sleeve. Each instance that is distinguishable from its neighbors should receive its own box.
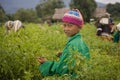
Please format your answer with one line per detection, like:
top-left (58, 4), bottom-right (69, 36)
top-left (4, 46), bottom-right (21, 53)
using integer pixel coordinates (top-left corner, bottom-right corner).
top-left (96, 24), bottom-right (102, 36)
top-left (39, 61), bottom-right (56, 76)
top-left (79, 40), bottom-right (90, 60)
top-left (39, 45), bottom-right (73, 76)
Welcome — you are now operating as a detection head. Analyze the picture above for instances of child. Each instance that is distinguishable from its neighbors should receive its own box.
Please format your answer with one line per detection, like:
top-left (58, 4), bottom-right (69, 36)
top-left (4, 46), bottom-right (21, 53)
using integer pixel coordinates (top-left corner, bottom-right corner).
top-left (38, 9), bottom-right (90, 77)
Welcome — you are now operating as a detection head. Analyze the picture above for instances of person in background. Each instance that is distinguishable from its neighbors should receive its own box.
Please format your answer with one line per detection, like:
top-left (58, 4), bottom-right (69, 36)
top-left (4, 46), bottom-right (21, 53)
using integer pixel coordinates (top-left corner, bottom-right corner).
top-left (38, 9), bottom-right (90, 78)
top-left (96, 13), bottom-right (114, 41)
top-left (113, 23), bottom-right (120, 47)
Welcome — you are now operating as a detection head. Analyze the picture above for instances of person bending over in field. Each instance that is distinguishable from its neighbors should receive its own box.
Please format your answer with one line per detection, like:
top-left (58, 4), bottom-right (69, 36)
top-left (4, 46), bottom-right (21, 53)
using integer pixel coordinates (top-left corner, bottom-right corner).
top-left (38, 9), bottom-right (90, 78)
top-left (96, 13), bottom-right (114, 41)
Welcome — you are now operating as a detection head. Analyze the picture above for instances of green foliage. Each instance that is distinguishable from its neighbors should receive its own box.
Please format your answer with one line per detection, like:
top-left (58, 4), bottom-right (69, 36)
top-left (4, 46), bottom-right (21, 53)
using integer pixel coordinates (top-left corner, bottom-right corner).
top-left (106, 2), bottom-right (120, 20)
top-left (0, 23), bottom-right (120, 80)
top-left (0, 8), bottom-right (8, 22)
top-left (0, 4), bottom-right (5, 13)
top-left (14, 8), bottom-right (38, 23)
top-left (6, 14), bottom-right (15, 21)
top-left (0, 4), bottom-right (8, 22)
top-left (70, 0), bottom-right (97, 22)
top-left (36, 0), bottom-right (65, 18)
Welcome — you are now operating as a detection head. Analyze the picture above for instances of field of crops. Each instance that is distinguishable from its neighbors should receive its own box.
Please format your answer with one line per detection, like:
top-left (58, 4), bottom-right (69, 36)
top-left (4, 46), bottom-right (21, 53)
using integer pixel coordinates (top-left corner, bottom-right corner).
top-left (0, 23), bottom-right (120, 80)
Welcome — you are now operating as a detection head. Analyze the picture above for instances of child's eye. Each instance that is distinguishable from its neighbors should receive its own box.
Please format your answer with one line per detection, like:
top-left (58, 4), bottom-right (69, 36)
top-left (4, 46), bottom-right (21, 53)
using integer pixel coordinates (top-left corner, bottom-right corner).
top-left (63, 24), bottom-right (66, 27)
top-left (63, 23), bottom-right (74, 27)
top-left (68, 24), bottom-right (73, 27)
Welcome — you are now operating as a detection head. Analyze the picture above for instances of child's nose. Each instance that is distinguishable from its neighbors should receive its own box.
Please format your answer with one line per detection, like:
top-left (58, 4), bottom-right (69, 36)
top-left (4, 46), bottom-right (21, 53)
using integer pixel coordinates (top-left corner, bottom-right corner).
top-left (64, 26), bottom-right (69, 31)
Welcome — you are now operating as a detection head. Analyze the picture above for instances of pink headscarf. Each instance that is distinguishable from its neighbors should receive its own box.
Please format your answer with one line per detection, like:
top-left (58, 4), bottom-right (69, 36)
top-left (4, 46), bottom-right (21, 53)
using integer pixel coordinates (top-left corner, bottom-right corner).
top-left (62, 9), bottom-right (84, 27)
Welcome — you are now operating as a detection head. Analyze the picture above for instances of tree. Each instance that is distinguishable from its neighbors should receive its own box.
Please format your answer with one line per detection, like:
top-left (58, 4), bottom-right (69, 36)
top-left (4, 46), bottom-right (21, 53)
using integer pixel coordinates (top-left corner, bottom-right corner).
top-left (0, 4), bottom-right (5, 13)
top-left (14, 8), bottom-right (38, 23)
top-left (36, 0), bottom-right (65, 18)
top-left (106, 2), bottom-right (120, 20)
top-left (6, 14), bottom-right (15, 21)
top-left (70, 0), bottom-right (97, 22)
top-left (0, 4), bottom-right (8, 22)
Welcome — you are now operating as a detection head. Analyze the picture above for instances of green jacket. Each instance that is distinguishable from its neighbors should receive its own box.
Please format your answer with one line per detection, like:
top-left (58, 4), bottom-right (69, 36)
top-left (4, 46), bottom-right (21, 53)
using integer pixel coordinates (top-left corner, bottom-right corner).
top-left (39, 33), bottom-right (90, 76)
top-left (113, 31), bottom-right (120, 43)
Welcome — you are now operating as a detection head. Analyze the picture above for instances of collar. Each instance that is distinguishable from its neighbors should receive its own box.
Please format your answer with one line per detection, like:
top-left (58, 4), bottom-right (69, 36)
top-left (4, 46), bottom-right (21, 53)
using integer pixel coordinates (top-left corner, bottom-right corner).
top-left (68, 32), bottom-right (81, 42)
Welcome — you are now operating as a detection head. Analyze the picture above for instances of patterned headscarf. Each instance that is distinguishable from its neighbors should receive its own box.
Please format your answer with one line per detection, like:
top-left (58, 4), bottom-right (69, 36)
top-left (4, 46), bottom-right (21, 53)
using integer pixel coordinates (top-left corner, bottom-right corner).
top-left (62, 9), bottom-right (84, 27)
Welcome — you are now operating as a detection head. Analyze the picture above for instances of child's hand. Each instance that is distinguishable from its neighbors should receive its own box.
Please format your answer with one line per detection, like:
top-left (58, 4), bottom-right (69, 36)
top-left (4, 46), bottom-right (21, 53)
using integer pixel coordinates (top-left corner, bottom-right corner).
top-left (38, 57), bottom-right (47, 64)
top-left (56, 52), bottom-right (62, 57)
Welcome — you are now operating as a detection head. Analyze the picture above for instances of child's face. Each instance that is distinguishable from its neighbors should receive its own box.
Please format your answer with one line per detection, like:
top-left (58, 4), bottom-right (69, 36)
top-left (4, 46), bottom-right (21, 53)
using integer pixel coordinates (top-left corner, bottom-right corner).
top-left (62, 22), bottom-right (80, 37)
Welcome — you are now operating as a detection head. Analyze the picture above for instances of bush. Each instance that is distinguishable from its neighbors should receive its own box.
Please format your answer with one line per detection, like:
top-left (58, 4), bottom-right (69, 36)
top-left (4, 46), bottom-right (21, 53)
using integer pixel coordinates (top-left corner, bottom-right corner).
top-left (0, 23), bottom-right (120, 80)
